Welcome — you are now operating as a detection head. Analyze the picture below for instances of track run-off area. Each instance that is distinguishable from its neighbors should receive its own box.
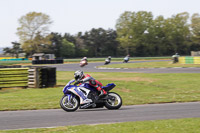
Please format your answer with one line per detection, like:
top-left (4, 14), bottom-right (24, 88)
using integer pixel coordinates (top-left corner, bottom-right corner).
top-left (1, 60), bottom-right (200, 130)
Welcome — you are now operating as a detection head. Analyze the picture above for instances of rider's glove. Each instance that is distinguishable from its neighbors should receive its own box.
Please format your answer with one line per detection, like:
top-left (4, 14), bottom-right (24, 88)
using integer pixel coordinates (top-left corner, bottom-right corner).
top-left (74, 81), bottom-right (79, 85)
top-left (74, 80), bottom-right (83, 85)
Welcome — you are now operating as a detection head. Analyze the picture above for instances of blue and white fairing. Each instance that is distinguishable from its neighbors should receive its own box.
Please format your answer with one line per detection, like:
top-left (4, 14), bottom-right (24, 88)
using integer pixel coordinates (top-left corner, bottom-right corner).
top-left (62, 79), bottom-right (93, 104)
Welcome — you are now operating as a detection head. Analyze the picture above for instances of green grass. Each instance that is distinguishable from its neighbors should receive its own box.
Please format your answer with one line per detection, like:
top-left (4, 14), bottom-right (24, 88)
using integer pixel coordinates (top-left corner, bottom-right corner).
top-left (98, 61), bottom-right (200, 68)
top-left (0, 57), bottom-right (170, 66)
top-left (0, 71), bottom-right (200, 111)
top-left (0, 60), bottom-right (31, 66)
top-left (1, 118), bottom-right (200, 133)
top-left (64, 57), bottom-right (171, 63)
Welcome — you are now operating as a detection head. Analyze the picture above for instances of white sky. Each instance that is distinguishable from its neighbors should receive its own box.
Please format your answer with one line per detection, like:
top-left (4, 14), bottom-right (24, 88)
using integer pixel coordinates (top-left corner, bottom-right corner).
top-left (0, 0), bottom-right (200, 47)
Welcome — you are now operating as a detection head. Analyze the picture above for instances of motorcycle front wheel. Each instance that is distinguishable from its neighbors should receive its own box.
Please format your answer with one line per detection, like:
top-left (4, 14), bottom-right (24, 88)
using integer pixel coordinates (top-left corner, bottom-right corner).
top-left (105, 92), bottom-right (122, 110)
top-left (60, 95), bottom-right (79, 112)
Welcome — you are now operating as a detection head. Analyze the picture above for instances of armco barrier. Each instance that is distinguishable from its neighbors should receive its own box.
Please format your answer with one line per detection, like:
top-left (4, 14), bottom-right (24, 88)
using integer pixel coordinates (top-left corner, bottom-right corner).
top-left (194, 57), bottom-right (200, 64)
top-left (0, 68), bottom-right (28, 88)
top-left (179, 56), bottom-right (200, 64)
top-left (178, 57), bottom-right (185, 64)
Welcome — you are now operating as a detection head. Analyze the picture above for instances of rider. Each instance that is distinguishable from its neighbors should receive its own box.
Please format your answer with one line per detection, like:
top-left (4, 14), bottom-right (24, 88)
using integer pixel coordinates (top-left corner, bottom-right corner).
top-left (80, 57), bottom-right (88, 65)
top-left (124, 54), bottom-right (130, 62)
top-left (74, 70), bottom-right (107, 97)
top-left (81, 57), bottom-right (88, 62)
top-left (172, 53), bottom-right (179, 63)
top-left (105, 56), bottom-right (111, 63)
top-left (107, 56), bottom-right (111, 61)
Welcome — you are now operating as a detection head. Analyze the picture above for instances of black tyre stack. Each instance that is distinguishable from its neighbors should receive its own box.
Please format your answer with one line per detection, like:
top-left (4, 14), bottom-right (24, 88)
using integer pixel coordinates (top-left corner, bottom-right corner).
top-left (39, 67), bottom-right (56, 88)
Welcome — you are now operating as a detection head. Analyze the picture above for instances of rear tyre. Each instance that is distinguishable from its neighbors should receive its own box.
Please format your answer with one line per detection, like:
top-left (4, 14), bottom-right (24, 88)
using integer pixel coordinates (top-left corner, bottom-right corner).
top-left (60, 95), bottom-right (79, 112)
top-left (105, 92), bottom-right (122, 110)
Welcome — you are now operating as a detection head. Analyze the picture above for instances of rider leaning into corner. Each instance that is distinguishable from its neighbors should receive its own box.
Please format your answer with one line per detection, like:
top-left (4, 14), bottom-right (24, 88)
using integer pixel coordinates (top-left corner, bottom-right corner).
top-left (74, 70), bottom-right (107, 97)
top-left (81, 57), bottom-right (88, 63)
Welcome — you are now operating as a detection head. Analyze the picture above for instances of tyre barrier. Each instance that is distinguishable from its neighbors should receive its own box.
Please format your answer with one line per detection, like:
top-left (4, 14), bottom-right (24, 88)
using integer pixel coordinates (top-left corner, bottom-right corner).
top-left (28, 66), bottom-right (56, 88)
top-left (32, 59), bottom-right (63, 64)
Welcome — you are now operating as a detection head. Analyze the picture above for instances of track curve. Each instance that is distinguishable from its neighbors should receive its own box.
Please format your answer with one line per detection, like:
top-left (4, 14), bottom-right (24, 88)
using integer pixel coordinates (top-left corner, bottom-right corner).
top-left (47, 60), bottom-right (200, 73)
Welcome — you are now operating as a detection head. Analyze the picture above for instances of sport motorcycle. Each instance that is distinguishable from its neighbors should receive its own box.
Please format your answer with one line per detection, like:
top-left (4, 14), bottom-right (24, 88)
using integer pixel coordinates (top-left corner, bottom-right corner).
top-left (104, 58), bottom-right (111, 65)
top-left (80, 60), bottom-right (88, 67)
top-left (123, 57), bottom-right (129, 63)
top-left (60, 79), bottom-right (122, 112)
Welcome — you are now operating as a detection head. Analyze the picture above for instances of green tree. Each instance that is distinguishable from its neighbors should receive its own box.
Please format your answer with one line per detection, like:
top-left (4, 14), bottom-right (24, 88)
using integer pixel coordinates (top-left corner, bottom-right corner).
top-left (116, 11), bottom-right (134, 55)
top-left (17, 12), bottom-right (53, 42)
top-left (21, 33), bottom-right (52, 56)
top-left (101, 29), bottom-right (119, 56)
top-left (191, 13), bottom-right (200, 50)
top-left (163, 12), bottom-right (190, 55)
top-left (17, 12), bottom-right (53, 56)
top-left (50, 32), bottom-right (63, 58)
top-left (116, 11), bottom-right (153, 56)
top-left (60, 39), bottom-right (75, 57)
top-left (146, 15), bottom-right (166, 56)
top-left (83, 28), bottom-right (119, 57)
top-left (74, 32), bottom-right (88, 57)
top-left (3, 42), bottom-right (23, 58)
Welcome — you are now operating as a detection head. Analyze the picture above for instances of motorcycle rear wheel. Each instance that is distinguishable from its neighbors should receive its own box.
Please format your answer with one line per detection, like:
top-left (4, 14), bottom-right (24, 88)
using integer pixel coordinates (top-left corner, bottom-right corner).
top-left (105, 92), bottom-right (122, 110)
top-left (60, 95), bottom-right (79, 112)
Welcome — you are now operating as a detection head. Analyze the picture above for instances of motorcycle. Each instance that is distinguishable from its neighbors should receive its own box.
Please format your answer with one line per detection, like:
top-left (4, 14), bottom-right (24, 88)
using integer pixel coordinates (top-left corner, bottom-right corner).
top-left (104, 58), bottom-right (111, 65)
top-left (60, 79), bottom-right (122, 112)
top-left (80, 60), bottom-right (88, 67)
top-left (123, 57), bottom-right (129, 63)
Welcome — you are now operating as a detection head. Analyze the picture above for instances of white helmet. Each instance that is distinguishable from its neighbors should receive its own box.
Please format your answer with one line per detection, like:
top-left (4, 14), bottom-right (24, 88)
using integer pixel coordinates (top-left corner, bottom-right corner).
top-left (74, 70), bottom-right (84, 80)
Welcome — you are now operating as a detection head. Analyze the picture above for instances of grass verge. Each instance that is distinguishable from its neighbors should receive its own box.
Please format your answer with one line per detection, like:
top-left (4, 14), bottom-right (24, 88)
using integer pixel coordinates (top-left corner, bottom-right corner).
top-left (1, 118), bottom-right (200, 133)
top-left (0, 60), bottom-right (31, 66)
top-left (64, 57), bottom-right (171, 63)
top-left (0, 57), bottom-right (171, 66)
top-left (0, 71), bottom-right (200, 111)
top-left (98, 61), bottom-right (200, 68)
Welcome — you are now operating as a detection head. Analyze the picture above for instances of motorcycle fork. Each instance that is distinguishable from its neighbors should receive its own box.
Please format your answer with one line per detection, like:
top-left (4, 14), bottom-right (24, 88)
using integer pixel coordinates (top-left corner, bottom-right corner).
top-left (66, 94), bottom-right (75, 106)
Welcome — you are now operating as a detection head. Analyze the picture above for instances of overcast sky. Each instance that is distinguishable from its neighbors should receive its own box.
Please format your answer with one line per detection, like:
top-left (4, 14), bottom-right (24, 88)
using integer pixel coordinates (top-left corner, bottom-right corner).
top-left (0, 0), bottom-right (200, 47)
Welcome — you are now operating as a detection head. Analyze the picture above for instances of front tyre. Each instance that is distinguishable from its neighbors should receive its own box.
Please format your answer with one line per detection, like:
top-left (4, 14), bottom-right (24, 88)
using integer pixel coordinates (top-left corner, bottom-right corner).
top-left (60, 95), bottom-right (79, 112)
top-left (105, 92), bottom-right (122, 110)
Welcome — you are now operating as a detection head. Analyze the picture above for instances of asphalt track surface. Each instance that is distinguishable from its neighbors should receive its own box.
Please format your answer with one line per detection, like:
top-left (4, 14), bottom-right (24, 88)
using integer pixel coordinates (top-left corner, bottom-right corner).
top-left (1, 60), bottom-right (200, 130)
top-left (1, 102), bottom-right (200, 130)
top-left (47, 60), bottom-right (200, 73)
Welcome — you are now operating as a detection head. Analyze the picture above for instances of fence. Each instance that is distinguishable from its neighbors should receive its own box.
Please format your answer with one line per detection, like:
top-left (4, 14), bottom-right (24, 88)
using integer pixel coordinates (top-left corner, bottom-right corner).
top-left (179, 56), bottom-right (200, 64)
top-left (0, 68), bottom-right (28, 89)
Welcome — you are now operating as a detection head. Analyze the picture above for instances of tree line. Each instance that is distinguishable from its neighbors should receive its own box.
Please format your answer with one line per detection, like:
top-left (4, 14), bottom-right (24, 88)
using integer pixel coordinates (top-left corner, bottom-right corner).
top-left (3, 11), bottom-right (200, 58)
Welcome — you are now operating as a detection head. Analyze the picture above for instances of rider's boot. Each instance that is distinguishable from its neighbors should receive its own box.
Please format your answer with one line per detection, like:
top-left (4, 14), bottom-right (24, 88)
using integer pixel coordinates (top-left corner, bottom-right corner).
top-left (99, 88), bottom-right (107, 97)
